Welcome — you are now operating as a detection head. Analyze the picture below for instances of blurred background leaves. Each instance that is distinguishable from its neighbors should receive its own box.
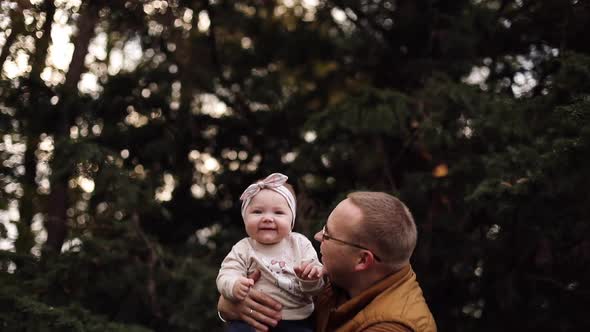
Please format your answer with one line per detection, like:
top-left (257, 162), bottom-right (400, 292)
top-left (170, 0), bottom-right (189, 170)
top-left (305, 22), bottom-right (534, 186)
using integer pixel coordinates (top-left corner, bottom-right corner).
top-left (0, 0), bottom-right (589, 331)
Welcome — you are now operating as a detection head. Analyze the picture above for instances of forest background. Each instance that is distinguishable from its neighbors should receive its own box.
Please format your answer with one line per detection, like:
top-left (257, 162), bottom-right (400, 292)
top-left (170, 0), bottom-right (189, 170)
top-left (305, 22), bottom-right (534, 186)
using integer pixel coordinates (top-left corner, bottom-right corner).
top-left (0, 0), bottom-right (589, 331)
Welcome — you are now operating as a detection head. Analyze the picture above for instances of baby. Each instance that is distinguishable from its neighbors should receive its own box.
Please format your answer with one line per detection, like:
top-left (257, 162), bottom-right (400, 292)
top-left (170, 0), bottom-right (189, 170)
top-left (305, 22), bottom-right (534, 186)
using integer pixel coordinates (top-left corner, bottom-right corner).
top-left (216, 173), bottom-right (324, 332)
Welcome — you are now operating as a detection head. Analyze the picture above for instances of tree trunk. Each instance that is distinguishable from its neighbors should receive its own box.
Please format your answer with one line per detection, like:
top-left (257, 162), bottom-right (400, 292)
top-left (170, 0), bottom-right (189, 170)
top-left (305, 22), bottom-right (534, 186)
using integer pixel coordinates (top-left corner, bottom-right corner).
top-left (44, 2), bottom-right (101, 255)
top-left (29, 0), bottom-right (56, 81)
top-left (14, 135), bottom-right (39, 255)
top-left (15, 0), bottom-right (55, 255)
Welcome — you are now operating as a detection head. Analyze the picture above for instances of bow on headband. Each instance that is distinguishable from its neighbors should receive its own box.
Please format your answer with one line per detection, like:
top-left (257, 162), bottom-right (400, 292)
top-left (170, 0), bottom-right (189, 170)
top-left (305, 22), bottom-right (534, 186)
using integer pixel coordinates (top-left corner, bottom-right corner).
top-left (240, 173), bottom-right (297, 229)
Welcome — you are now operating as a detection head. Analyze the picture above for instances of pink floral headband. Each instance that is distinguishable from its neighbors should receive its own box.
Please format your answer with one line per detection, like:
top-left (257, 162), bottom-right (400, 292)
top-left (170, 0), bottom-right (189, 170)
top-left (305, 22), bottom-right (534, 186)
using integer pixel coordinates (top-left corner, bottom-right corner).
top-left (239, 173), bottom-right (297, 228)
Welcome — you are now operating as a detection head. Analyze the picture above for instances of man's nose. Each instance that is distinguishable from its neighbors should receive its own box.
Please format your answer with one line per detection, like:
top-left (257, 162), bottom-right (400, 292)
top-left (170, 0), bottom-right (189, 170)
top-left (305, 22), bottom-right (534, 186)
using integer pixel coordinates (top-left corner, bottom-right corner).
top-left (314, 231), bottom-right (323, 242)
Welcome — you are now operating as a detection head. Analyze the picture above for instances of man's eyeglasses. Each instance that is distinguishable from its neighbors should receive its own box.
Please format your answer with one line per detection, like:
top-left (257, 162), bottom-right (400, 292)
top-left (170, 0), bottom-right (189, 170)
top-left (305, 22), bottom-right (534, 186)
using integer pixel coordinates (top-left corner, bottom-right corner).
top-left (320, 226), bottom-right (382, 262)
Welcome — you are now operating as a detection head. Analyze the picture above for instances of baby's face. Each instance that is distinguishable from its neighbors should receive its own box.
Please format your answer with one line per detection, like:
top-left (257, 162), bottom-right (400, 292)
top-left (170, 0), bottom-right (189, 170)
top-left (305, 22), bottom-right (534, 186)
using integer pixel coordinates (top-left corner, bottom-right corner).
top-left (244, 189), bottom-right (292, 245)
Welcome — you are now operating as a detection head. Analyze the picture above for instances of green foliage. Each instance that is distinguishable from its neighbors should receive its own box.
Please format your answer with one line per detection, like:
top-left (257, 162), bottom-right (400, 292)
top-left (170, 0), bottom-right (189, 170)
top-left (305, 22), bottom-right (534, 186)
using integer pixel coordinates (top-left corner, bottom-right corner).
top-left (0, 287), bottom-right (151, 332)
top-left (308, 87), bottom-right (413, 136)
top-left (1, 0), bottom-right (590, 331)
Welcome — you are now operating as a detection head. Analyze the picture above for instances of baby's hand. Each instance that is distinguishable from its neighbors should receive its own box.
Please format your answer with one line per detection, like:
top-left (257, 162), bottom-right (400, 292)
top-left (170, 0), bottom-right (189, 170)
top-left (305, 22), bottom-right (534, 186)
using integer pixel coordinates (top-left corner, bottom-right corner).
top-left (232, 276), bottom-right (254, 300)
top-left (294, 262), bottom-right (324, 280)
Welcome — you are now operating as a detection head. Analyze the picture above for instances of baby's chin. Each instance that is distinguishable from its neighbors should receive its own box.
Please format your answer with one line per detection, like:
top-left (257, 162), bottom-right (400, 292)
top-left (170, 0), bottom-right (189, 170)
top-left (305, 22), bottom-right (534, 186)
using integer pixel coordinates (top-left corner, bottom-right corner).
top-left (253, 233), bottom-right (286, 245)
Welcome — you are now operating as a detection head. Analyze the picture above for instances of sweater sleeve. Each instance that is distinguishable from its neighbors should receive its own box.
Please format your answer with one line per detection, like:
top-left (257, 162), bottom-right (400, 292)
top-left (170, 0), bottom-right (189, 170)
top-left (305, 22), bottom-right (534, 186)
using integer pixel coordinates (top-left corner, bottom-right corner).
top-left (362, 322), bottom-right (413, 332)
top-left (294, 233), bottom-right (325, 295)
top-left (216, 239), bottom-right (250, 301)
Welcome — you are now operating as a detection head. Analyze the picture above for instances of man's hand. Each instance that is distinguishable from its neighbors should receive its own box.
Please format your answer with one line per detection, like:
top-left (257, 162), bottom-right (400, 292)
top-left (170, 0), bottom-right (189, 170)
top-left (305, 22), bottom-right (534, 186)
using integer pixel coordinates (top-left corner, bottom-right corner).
top-left (232, 276), bottom-right (255, 300)
top-left (218, 269), bottom-right (283, 332)
top-left (294, 261), bottom-right (324, 280)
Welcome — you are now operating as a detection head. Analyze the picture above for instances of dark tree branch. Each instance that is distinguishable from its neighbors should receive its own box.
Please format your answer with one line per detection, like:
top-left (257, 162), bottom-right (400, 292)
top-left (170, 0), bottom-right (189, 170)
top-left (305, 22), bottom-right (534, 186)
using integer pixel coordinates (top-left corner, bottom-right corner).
top-left (0, 16), bottom-right (21, 73)
top-left (376, 135), bottom-right (398, 192)
top-left (203, 0), bottom-right (256, 122)
top-left (132, 213), bottom-right (162, 319)
top-left (0, 1), bottom-right (35, 70)
top-left (327, 1), bottom-right (392, 50)
top-left (63, 3), bottom-right (100, 91)
top-left (29, 0), bottom-right (56, 81)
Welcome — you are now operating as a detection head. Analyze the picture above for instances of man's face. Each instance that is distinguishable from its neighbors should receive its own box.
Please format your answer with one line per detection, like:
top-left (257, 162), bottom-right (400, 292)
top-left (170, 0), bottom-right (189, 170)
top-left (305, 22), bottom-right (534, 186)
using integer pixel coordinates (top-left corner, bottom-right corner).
top-left (314, 198), bottom-right (363, 287)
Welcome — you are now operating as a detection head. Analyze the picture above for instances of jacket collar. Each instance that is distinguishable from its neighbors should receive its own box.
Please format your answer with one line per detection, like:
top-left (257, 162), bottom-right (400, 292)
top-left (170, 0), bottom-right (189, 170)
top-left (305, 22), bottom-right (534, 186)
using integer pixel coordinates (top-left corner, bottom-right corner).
top-left (327, 265), bottom-right (413, 329)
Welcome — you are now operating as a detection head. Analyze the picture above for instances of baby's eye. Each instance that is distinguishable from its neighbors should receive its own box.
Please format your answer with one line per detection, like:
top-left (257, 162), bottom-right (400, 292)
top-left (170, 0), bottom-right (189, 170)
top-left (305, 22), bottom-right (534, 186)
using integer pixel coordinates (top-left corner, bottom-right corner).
top-left (251, 209), bottom-right (262, 214)
top-left (275, 210), bottom-right (285, 215)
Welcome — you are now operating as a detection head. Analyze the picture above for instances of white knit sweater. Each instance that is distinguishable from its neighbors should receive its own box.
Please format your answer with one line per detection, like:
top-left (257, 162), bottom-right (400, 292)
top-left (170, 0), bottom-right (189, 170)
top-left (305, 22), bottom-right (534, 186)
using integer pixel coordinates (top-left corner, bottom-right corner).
top-left (217, 232), bottom-right (324, 320)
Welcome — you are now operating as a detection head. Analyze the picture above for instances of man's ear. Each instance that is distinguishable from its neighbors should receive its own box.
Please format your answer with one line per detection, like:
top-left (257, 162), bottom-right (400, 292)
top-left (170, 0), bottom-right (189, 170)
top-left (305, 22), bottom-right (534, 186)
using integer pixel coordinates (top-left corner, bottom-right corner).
top-left (353, 251), bottom-right (376, 272)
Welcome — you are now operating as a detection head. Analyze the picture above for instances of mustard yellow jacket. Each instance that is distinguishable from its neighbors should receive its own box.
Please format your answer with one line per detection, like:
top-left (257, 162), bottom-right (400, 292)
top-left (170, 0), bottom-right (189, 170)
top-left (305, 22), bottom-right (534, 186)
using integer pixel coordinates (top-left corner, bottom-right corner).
top-left (315, 265), bottom-right (437, 332)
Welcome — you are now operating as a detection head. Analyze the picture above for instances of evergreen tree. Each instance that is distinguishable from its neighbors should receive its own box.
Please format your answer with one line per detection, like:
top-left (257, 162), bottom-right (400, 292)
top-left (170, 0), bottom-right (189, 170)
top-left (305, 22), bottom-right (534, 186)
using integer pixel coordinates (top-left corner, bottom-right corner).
top-left (0, 0), bottom-right (588, 331)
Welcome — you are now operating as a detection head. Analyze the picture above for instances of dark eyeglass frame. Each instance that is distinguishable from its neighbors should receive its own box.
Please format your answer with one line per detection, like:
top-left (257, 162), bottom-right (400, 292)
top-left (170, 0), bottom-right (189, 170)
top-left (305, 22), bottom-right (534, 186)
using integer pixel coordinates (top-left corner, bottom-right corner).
top-left (321, 225), bottom-right (382, 262)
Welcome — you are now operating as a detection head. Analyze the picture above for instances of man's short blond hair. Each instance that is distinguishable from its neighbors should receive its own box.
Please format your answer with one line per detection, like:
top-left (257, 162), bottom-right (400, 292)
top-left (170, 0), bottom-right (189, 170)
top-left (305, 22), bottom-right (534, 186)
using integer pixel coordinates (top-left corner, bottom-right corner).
top-left (347, 191), bottom-right (417, 268)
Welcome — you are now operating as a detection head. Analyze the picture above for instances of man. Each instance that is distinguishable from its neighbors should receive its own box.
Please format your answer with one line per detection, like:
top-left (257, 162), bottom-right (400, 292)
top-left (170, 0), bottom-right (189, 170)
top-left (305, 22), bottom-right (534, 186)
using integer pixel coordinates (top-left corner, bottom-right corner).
top-left (219, 191), bottom-right (436, 332)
